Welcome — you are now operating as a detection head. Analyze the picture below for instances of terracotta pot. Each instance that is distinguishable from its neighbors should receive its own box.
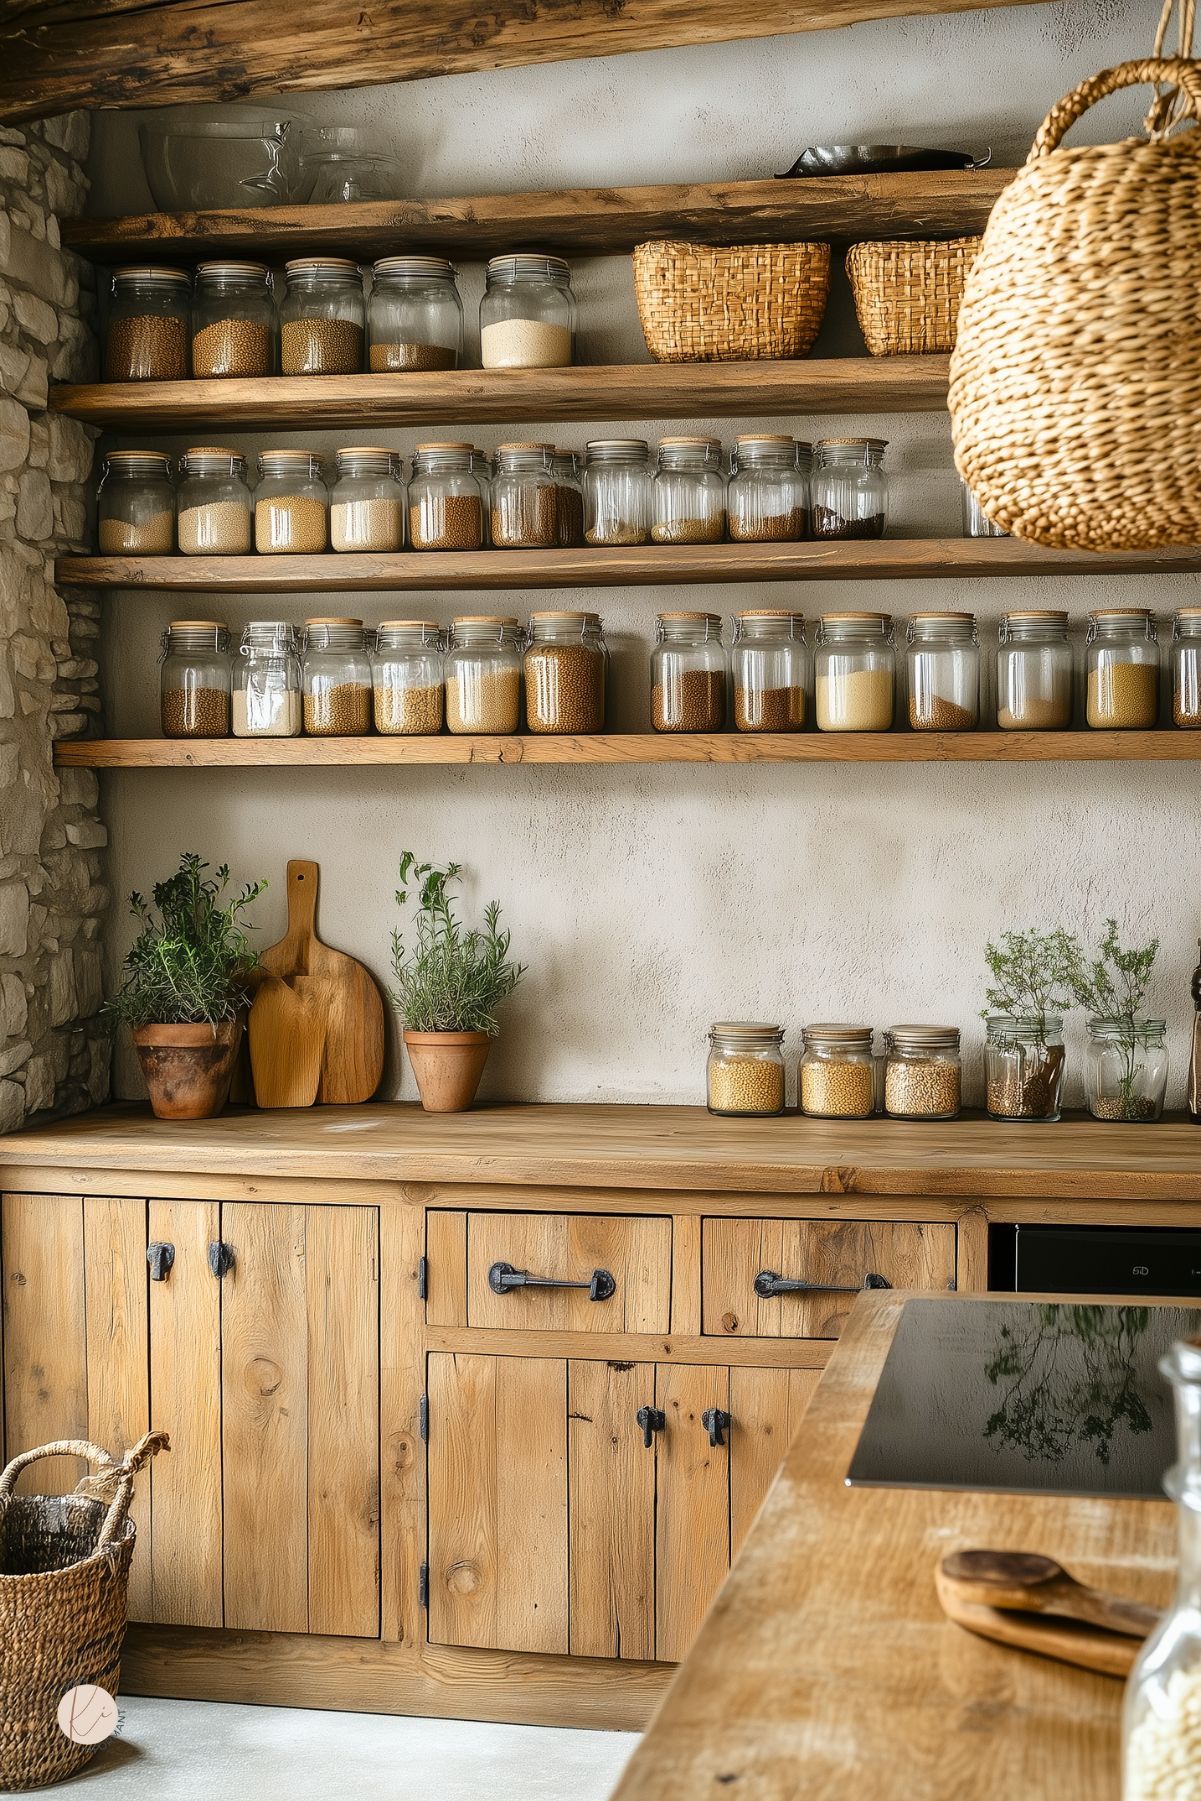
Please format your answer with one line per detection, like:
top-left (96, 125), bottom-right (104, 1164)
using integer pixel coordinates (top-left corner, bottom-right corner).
top-left (403, 1030), bottom-right (491, 1113)
top-left (132, 1018), bottom-right (244, 1120)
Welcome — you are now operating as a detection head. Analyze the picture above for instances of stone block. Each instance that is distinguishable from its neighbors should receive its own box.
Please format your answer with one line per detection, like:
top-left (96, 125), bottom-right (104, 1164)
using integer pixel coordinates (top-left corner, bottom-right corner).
top-left (75, 946), bottom-right (102, 1016)
top-left (0, 150), bottom-right (29, 186)
top-left (49, 949), bottom-right (75, 1026)
top-left (16, 468), bottom-right (53, 539)
top-left (42, 114), bottom-right (90, 161)
top-left (0, 882), bottom-right (29, 955)
top-left (0, 1038), bottom-right (31, 1079)
top-left (58, 767), bottom-right (98, 808)
top-left (87, 1034), bottom-right (110, 1104)
top-left (6, 223), bottom-right (64, 305)
top-left (0, 1079), bottom-right (23, 1132)
top-left (0, 395), bottom-right (30, 473)
top-left (22, 1052), bottom-right (54, 1115)
top-left (47, 415), bottom-right (94, 484)
top-left (13, 290), bottom-right (57, 344)
top-left (64, 818), bottom-right (107, 848)
top-left (0, 973), bottom-right (27, 1035)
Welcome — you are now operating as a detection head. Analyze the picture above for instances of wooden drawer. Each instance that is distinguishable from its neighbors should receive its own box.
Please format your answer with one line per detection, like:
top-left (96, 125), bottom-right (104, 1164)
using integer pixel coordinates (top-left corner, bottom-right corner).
top-left (702, 1217), bottom-right (956, 1339)
top-left (427, 1209), bottom-right (673, 1333)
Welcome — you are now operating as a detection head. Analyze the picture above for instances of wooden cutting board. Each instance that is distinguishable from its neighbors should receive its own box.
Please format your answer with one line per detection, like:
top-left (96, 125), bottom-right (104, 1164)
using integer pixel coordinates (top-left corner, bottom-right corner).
top-left (252, 859), bottom-right (385, 1106)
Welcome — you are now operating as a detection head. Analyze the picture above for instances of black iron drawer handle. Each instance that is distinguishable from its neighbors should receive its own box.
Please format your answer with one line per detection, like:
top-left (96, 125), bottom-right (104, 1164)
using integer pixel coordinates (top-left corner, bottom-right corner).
top-left (753, 1269), bottom-right (892, 1299)
top-left (636, 1406), bottom-right (666, 1449)
top-left (146, 1241), bottom-right (175, 1282)
top-left (488, 1260), bottom-right (616, 1302)
top-left (701, 1407), bottom-right (732, 1449)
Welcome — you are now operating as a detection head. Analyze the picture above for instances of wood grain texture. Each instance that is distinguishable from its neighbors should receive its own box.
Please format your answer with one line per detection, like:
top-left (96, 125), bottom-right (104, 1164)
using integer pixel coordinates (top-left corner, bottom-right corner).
top-left (379, 1196), bottom-right (425, 1647)
top-left (728, 1364), bottom-right (820, 1556)
top-left (655, 1363), bottom-right (730, 1662)
top-left (1, 1192), bottom-right (87, 1495)
top-left (428, 1326), bottom-right (832, 1372)
top-left (83, 1194), bottom-right (151, 1619)
top-left (568, 1359), bottom-right (656, 1661)
top-left (425, 1209), bottom-right (469, 1328)
top-left (466, 1210), bottom-right (673, 1333)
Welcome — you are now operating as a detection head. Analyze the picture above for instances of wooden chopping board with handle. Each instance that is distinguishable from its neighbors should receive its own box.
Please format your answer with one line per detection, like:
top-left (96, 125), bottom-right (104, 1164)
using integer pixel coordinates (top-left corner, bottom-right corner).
top-left (252, 859), bottom-right (385, 1105)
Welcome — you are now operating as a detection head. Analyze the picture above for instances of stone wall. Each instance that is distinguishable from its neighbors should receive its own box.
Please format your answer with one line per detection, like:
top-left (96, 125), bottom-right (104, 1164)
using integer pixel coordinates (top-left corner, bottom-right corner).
top-left (0, 112), bottom-right (109, 1132)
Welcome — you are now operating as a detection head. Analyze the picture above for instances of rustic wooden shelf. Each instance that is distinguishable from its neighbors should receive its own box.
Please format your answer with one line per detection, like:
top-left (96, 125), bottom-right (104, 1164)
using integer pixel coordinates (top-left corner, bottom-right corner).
top-left (53, 732), bottom-right (1201, 768)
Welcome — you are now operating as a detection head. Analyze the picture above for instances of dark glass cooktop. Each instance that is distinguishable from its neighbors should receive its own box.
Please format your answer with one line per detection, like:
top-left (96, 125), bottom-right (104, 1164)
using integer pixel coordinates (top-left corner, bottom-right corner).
top-left (846, 1298), bottom-right (1198, 1500)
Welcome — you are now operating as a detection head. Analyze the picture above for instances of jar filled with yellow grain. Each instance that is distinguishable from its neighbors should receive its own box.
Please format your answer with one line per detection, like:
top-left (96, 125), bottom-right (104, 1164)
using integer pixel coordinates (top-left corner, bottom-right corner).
top-left (301, 617), bottom-right (372, 736)
top-left (799, 1025), bottom-right (876, 1119)
top-left (707, 1023), bottom-right (786, 1117)
top-left (727, 435), bottom-right (809, 542)
top-left (255, 450), bottom-right (329, 554)
top-left (814, 614), bottom-right (895, 731)
top-left (523, 611), bottom-right (606, 734)
top-left (906, 612), bottom-right (979, 731)
top-left (651, 437), bottom-right (726, 544)
top-left (584, 439), bottom-right (651, 547)
top-left (445, 616), bottom-right (523, 734)
top-left (176, 447), bottom-right (252, 556)
top-left (105, 267), bottom-right (191, 381)
top-left (491, 443), bottom-right (559, 548)
top-left (1086, 608), bottom-right (1159, 728)
top-left (279, 257), bottom-right (364, 374)
top-left (996, 610), bottom-right (1073, 730)
top-left (367, 255), bottom-right (462, 371)
top-left (97, 451), bottom-right (175, 556)
top-left (159, 620), bottom-right (231, 738)
top-left (730, 610), bottom-right (807, 731)
top-left (1172, 609), bottom-right (1201, 728)
top-left (191, 261), bottom-right (275, 377)
top-left (883, 1026), bottom-right (961, 1120)
top-left (651, 612), bottom-right (726, 732)
top-left (372, 620), bottom-right (444, 735)
top-left (331, 447), bottom-right (406, 552)
top-left (409, 443), bottom-right (485, 551)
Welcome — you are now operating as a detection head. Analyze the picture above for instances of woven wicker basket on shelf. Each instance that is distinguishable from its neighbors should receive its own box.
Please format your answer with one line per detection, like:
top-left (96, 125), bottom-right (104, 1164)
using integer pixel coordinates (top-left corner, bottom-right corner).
top-left (950, 56), bottom-right (1201, 550)
top-left (632, 239), bottom-right (830, 362)
top-left (846, 237), bottom-right (981, 356)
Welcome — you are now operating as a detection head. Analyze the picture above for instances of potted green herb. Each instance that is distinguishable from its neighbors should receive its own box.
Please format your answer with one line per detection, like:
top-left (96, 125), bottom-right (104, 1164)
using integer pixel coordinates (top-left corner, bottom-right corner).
top-left (1066, 920), bottom-right (1167, 1122)
top-left (390, 852), bottom-right (525, 1113)
top-left (104, 853), bottom-right (266, 1120)
top-left (981, 928), bottom-right (1077, 1122)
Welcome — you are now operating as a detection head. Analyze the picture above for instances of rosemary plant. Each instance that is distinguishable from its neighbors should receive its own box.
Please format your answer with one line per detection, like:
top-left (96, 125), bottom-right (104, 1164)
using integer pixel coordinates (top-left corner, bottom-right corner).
top-left (103, 853), bottom-right (266, 1030)
top-left (390, 852), bottom-right (525, 1036)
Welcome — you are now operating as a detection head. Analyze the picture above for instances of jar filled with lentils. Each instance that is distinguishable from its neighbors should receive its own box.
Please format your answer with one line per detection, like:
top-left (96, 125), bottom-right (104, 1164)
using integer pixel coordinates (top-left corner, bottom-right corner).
top-left (255, 450), bottom-right (328, 554)
top-left (176, 447), bottom-right (252, 556)
top-left (815, 613), bottom-right (895, 731)
top-left (651, 437), bottom-right (726, 544)
top-left (727, 435), bottom-right (809, 542)
top-left (799, 1025), bottom-right (876, 1119)
top-left (302, 618), bottom-right (373, 735)
top-left (731, 610), bottom-right (807, 731)
top-left (409, 444), bottom-right (485, 551)
top-left (373, 620), bottom-right (444, 735)
top-left (480, 253), bottom-right (575, 369)
top-left (491, 443), bottom-right (559, 548)
top-left (652, 613), bottom-right (726, 732)
top-left (445, 617), bottom-right (523, 734)
top-left (707, 1023), bottom-right (786, 1117)
top-left (367, 255), bottom-right (462, 371)
top-left (97, 451), bottom-right (175, 555)
top-left (331, 447), bottom-right (406, 552)
top-left (1086, 608), bottom-right (1160, 729)
top-left (233, 620), bottom-right (301, 738)
top-left (1173, 608), bottom-right (1201, 728)
top-left (811, 439), bottom-right (888, 540)
top-left (279, 258), bottom-right (364, 374)
top-left (524, 611), bottom-right (606, 734)
top-left (906, 612), bottom-right (979, 731)
top-left (584, 439), bottom-right (651, 546)
top-left (159, 620), bottom-right (231, 738)
top-left (552, 449), bottom-right (584, 547)
top-left (191, 261), bottom-right (275, 377)
top-left (883, 1026), bottom-right (961, 1120)
top-left (996, 610), bottom-right (1073, 730)
top-left (105, 267), bottom-right (190, 381)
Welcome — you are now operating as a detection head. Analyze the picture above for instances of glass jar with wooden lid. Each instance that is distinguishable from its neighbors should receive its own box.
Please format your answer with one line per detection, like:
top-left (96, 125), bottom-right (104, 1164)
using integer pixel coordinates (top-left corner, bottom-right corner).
top-left (409, 443), bottom-right (485, 551)
top-left (373, 621), bottom-right (444, 735)
top-left (1086, 608), bottom-right (1159, 729)
top-left (233, 621), bottom-right (301, 738)
top-left (176, 447), bottom-right (251, 556)
top-left (883, 1026), bottom-right (961, 1120)
top-left (651, 613), bottom-right (726, 732)
top-left (445, 616), bottom-right (523, 734)
top-left (254, 450), bottom-right (328, 554)
top-left (97, 451), bottom-right (175, 556)
top-left (491, 443), bottom-right (559, 549)
top-left (1173, 609), bottom-right (1201, 728)
top-left (650, 437), bottom-right (726, 545)
top-left (105, 267), bottom-right (191, 381)
top-left (367, 255), bottom-right (462, 372)
top-left (799, 1025), bottom-right (876, 1118)
top-left (159, 620), bottom-right (231, 739)
top-left (331, 448), bottom-right (406, 552)
top-left (906, 612), bottom-right (979, 731)
top-left (727, 435), bottom-right (809, 542)
top-left (524, 612), bottom-right (606, 734)
top-left (730, 610), bottom-right (807, 731)
top-left (996, 610), bottom-right (1073, 730)
top-left (707, 1023), bottom-right (786, 1117)
top-left (584, 439), bottom-right (651, 546)
top-left (811, 438), bottom-right (888, 539)
top-left (480, 254), bottom-right (575, 369)
top-left (279, 257), bottom-right (364, 375)
top-left (301, 617), bottom-right (372, 736)
top-left (191, 261), bottom-right (275, 377)
top-left (814, 613), bottom-right (895, 731)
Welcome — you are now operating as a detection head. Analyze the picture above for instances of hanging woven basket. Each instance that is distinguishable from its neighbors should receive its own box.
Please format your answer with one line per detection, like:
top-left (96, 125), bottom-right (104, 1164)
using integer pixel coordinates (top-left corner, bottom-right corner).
top-left (949, 57), bottom-right (1201, 550)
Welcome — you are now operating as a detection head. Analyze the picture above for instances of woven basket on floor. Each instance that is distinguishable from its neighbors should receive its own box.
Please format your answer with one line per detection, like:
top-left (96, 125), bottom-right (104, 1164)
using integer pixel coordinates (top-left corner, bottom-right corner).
top-left (949, 56), bottom-right (1201, 549)
top-left (846, 237), bottom-right (981, 355)
top-left (0, 1434), bottom-right (167, 1792)
top-left (632, 239), bottom-right (830, 362)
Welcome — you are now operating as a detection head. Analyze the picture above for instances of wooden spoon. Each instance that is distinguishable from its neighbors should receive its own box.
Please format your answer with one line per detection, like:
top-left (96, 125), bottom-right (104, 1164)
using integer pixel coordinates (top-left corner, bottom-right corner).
top-left (939, 1549), bottom-right (1160, 1640)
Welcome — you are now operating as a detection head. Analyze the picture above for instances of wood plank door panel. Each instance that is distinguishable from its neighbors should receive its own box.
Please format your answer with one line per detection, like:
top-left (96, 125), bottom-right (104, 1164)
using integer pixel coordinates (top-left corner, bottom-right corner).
top-left (84, 1196), bottom-right (151, 1620)
top-left (568, 1358), bottom-right (656, 1662)
top-left (2, 1192), bottom-right (88, 1497)
top-left (466, 1212), bottom-right (672, 1334)
top-left (655, 1363), bottom-right (730, 1663)
top-left (729, 1365), bottom-right (821, 1558)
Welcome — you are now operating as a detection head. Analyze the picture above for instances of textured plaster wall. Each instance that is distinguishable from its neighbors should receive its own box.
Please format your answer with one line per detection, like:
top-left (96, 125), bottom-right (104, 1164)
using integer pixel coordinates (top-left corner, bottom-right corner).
top-left (89, 0), bottom-right (1201, 1110)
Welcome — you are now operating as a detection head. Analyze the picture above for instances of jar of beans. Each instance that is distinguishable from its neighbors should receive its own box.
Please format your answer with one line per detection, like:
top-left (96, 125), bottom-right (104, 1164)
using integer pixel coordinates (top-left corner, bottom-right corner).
top-left (707, 1023), bottom-right (786, 1117)
top-left (1086, 608), bottom-right (1159, 729)
top-left (331, 447), bottom-right (406, 552)
top-left (811, 439), bottom-right (888, 540)
top-left (652, 612), bottom-right (726, 732)
top-left (373, 620), bottom-right (444, 735)
top-left (996, 610), bottom-right (1073, 730)
top-left (583, 439), bottom-right (651, 546)
top-left (906, 612), bottom-right (979, 731)
top-left (176, 447), bottom-right (252, 556)
top-left (233, 621), bottom-right (301, 738)
top-left (445, 616), bottom-right (523, 734)
top-left (255, 450), bottom-right (329, 554)
top-left (191, 261), bottom-right (275, 378)
top-left (727, 435), bottom-right (809, 542)
top-left (409, 443), bottom-right (485, 551)
top-left (799, 1025), bottom-right (876, 1119)
top-left (524, 611), bottom-right (606, 734)
top-left (368, 255), bottom-right (463, 371)
top-left (491, 443), bottom-right (559, 548)
top-left (985, 1015), bottom-right (1065, 1121)
top-left (651, 437), bottom-right (726, 545)
top-left (159, 620), bottom-right (231, 738)
top-left (105, 267), bottom-right (190, 381)
top-left (552, 450), bottom-right (584, 547)
top-left (883, 1026), bottom-right (961, 1120)
top-left (302, 618), bottom-right (373, 736)
top-left (731, 610), bottom-right (807, 732)
top-left (1173, 608), bottom-right (1201, 728)
top-left (97, 451), bottom-right (175, 556)
top-left (279, 257), bottom-right (365, 375)
top-left (814, 613), bottom-right (895, 732)
top-left (480, 253), bottom-right (575, 369)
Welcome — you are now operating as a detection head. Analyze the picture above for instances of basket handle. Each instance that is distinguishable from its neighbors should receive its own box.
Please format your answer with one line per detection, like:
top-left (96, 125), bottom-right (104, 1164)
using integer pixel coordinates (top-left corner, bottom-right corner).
top-left (0, 1432), bottom-right (169, 1551)
top-left (1028, 56), bottom-right (1201, 160)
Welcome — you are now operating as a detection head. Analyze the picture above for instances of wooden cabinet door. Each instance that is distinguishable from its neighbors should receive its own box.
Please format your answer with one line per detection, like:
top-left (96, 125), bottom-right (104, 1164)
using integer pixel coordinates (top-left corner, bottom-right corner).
top-left (729, 1365), bottom-right (820, 1557)
top-left (568, 1358), bottom-right (656, 1661)
top-left (655, 1363), bottom-right (731, 1663)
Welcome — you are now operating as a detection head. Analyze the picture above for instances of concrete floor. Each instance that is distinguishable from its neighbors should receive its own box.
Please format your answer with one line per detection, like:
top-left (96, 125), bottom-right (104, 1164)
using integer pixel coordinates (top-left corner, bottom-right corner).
top-left (58, 1697), bottom-right (639, 1799)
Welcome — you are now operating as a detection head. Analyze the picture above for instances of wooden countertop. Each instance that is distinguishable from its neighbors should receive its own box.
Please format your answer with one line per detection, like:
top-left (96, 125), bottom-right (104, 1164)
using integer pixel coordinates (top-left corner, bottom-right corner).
top-left (611, 1289), bottom-right (1176, 1800)
top-left (1, 1102), bottom-right (1200, 1199)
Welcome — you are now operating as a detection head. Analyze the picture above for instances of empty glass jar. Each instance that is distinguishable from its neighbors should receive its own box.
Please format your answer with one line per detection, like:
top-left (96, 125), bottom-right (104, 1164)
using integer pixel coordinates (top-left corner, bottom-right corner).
top-left (373, 620), bottom-right (444, 735)
top-left (651, 438), bottom-right (726, 545)
top-left (233, 620), bottom-right (301, 738)
top-left (651, 613), bottom-right (726, 732)
top-left (707, 1023), bottom-right (786, 1117)
top-left (191, 261), bottom-right (275, 377)
top-left (727, 435), bottom-right (809, 542)
top-left (552, 450), bottom-right (584, 547)
top-left (799, 1026), bottom-right (876, 1118)
top-left (997, 610), bottom-right (1073, 730)
top-left (255, 450), bottom-right (328, 554)
top-left (906, 612), bottom-right (979, 731)
top-left (815, 613), bottom-right (895, 731)
top-left (97, 451), bottom-right (175, 555)
top-left (491, 443), bottom-right (559, 548)
top-left (583, 439), bottom-right (651, 546)
top-left (105, 267), bottom-right (190, 381)
top-left (811, 439), bottom-right (888, 540)
top-left (302, 618), bottom-right (372, 736)
top-left (883, 1026), bottom-right (961, 1120)
top-left (159, 620), bottom-right (231, 738)
top-left (1086, 1018), bottom-right (1168, 1123)
top-left (1086, 608), bottom-right (1160, 729)
top-left (985, 1015), bottom-right (1066, 1121)
top-left (409, 444), bottom-right (485, 551)
top-left (176, 447), bottom-right (251, 556)
top-left (279, 257), bottom-right (364, 374)
top-left (480, 253), bottom-right (575, 368)
top-left (1173, 608), bottom-right (1201, 728)
top-left (445, 616), bottom-right (523, 734)
top-left (524, 611), bottom-right (606, 734)
top-left (961, 479), bottom-right (1007, 538)
top-left (331, 447), bottom-right (405, 552)
top-left (368, 255), bottom-right (462, 371)
top-left (730, 610), bottom-right (807, 731)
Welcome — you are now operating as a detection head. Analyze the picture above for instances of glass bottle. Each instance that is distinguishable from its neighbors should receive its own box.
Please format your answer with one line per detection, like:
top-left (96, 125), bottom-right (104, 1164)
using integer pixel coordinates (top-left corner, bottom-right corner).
top-left (445, 616), bottom-right (523, 734)
top-left (730, 610), bottom-right (807, 732)
top-left (159, 620), bottom-right (231, 738)
top-left (583, 439), bottom-right (651, 546)
top-left (799, 1026), bottom-right (876, 1118)
top-left (651, 613), bottom-right (726, 732)
top-left (330, 447), bottom-right (406, 552)
top-left (961, 478), bottom-right (1007, 538)
top-left (811, 439), bottom-right (888, 540)
top-left (1190, 943), bottom-right (1201, 1124)
top-left (97, 451), bottom-right (175, 556)
top-left (1173, 609), bottom-right (1201, 728)
top-left (279, 257), bottom-right (364, 374)
top-left (233, 620), bottom-right (301, 738)
top-left (367, 255), bottom-right (462, 371)
top-left (373, 620), bottom-right (444, 735)
top-left (408, 443), bottom-right (485, 551)
top-left (985, 1015), bottom-right (1066, 1122)
top-left (650, 437), bottom-right (726, 545)
top-left (490, 443), bottom-right (559, 548)
top-left (1086, 1019), bottom-right (1169, 1123)
top-left (883, 1026), bottom-right (961, 1120)
top-left (254, 450), bottom-right (328, 554)
top-left (906, 612), bottom-right (979, 731)
top-left (1086, 608), bottom-right (1160, 729)
top-left (727, 435), bottom-right (809, 542)
top-left (552, 450), bottom-right (584, 548)
top-left (175, 447), bottom-right (252, 556)
top-left (191, 261), bottom-right (275, 378)
top-left (105, 267), bottom-right (190, 381)
top-left (523, 611), bottom-right (606, 734)
top-left (814, 613), bottom-right (895, 731)
top-left (997, 610), bottom-right (1073, 730)
top-left (301, 617), bottom-right (372, 736)
top-left (480, 253), bottom-right (575, 368)
top-left (707, 1023), bottom-right (786, 1117)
